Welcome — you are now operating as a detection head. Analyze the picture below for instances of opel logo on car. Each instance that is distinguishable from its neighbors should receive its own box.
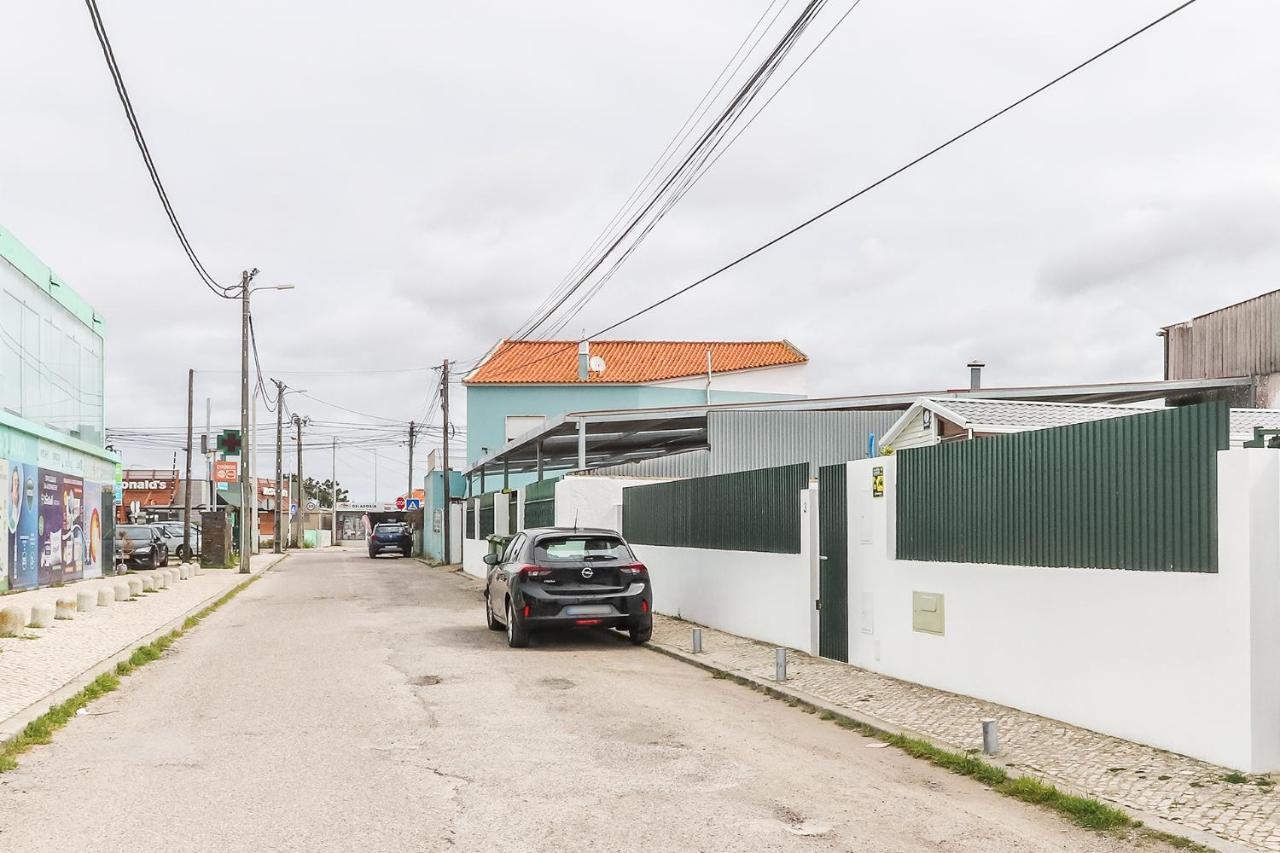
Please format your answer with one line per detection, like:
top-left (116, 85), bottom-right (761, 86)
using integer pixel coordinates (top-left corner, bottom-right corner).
top-left (581, 566), bottom-right (594, 579)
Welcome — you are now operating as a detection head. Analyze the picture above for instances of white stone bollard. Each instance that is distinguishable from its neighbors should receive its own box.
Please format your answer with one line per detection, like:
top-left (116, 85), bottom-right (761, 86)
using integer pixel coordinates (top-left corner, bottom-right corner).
top-left (126, 576), bottom-right (143, 597)
top-left (140, 574), bottom-right (157, 593)
top-left (179, 564), bottom-right (190, 580)
top-left (55, 598), bottom-right (77, 620)
top-left (77, 590), bottom-right (96, 612)
top-left (116, 581), bottom-right (134, 600)
top-left (155, 571), bottom-right (168, 589)
top-left (0, 606), bottom-right (26, 636)
top-left (29, 602), bottom-right (55, 628)
top-left (97, 587), bottom-right (114, 606)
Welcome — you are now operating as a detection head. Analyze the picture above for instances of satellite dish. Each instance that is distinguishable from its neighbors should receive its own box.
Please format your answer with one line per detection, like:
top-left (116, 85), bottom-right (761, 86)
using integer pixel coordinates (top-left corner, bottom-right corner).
top-left (589, 355), bottom-right (607, 374)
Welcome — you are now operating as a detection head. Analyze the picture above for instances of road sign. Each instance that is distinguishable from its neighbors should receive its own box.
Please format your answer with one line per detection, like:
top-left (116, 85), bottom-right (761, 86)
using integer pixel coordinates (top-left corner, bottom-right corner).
top-left (213, 460), bottom-right (238, 483)
top-left (306, 498), bottom-right (319, 511)
top-left (216, 429), bottom-right (242, 458)
top-left (289, 502), bottom-right (298, 517)
top-left (394, 495), bottom-right (406, 510)
top-left (405, 498), bottom-right (422, 511)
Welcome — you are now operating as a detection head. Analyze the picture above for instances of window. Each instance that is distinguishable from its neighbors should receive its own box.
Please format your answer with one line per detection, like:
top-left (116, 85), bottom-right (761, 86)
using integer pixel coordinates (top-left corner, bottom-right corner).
top-left (504, 415), bottom-right (546, 444)
top-left (534, 536), bottom-right (632, 562)
top-left (501, 533), bottom-right (525, 563)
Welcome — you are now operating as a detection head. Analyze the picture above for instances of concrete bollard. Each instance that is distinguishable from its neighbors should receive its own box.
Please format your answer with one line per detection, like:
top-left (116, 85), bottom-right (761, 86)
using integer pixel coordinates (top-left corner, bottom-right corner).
top-left (97, 587), bottom-right (114, 606)
top-left (116, 581), bottom-right (134, 601)
top-left (140, 574), bottom-right (156, 593)
top-left (982, 719), bottom-right (1000, 755)
top-left (156, 571), bottom-right (169, 589)
top-left (55, 598), bottom-right (77, 620)
top-left (774, 647), bottom-right (788, 682)
top-left (126, 577), bottom-right (143, 597)
top-left (0, 606), bottom-right (27, 637)
top-left (193, 563), bottom-right (204, 576)
top-left (77, 590), bottom-right (96, 612)
top-left (691, 627), bottom-right (703, 654)
top-left (29, 602), bottom-right (55, 628)
top-left (179, 564), bottom-right (190, 580)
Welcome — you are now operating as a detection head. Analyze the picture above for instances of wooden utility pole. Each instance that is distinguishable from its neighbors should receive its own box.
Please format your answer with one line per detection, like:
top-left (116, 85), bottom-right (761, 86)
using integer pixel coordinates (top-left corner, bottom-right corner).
top-left (182, 368), bottom-right (194, 561)
top-left (407, 421), bottom-right (416, 506)
top-left (273, 380), bottom-right (284, 554)
top-left (292, 413), bottom-right (308, 547)
top-left (441, 359), bottom-right (451, 564)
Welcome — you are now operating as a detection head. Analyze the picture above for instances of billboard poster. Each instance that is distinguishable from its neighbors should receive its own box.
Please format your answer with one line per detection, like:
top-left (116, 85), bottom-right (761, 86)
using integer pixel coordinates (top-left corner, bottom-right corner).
top-left (83, 479), bottom-right (103, 579)
top-left (0, 460), bottom-right (7, 593)
top-left (9, 462), bottom-right (39, 590)
top-left (38, 469), bottom-right (62, 588)
top-left (61, 474), bottom-right (86, 582)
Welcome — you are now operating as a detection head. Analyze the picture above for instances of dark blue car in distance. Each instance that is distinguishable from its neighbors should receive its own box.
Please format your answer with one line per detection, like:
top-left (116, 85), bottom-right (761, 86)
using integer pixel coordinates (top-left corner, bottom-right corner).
top-left (483, 527), bottom-right (653, 648)
top-left (368, 522), bottom-right (412, 558)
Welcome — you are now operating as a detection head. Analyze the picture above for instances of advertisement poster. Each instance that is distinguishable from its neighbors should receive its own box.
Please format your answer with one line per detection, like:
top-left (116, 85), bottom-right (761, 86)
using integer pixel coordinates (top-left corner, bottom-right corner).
top-left (9, 462), bottom-right (39, 590)
top-left (0, 460), bottom-right (7, 593)
top-left (38, 469), bottom-right (62, 588)
top-left (82, 479), bottom-right (103, 579)
top-left (60, 474), bottom-right (86, 583)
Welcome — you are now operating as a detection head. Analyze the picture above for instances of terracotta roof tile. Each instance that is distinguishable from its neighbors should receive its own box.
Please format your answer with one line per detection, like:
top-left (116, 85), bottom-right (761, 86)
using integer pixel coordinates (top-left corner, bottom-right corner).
top-left (465, 340), bottom-right (807, 384)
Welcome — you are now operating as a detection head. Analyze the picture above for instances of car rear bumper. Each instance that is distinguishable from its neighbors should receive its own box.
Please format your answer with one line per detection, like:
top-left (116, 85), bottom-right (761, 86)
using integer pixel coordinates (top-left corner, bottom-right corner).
top-left (369, 541), bottom-right (410, 553)
top-left (516, 586), bottom-right (651, 629)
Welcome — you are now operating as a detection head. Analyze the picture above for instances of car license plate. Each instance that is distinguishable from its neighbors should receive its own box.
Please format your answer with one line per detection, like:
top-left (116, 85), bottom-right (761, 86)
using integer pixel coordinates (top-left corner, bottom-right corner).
top-left (565, 605), bottom-right (612, 616)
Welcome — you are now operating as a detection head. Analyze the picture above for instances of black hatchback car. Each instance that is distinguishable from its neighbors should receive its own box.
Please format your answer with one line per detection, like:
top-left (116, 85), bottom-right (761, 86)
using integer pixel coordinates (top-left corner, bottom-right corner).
top-left (483, 527), bottom-right (652, 648)
top-left (368, 522), bottom-right (412, 558)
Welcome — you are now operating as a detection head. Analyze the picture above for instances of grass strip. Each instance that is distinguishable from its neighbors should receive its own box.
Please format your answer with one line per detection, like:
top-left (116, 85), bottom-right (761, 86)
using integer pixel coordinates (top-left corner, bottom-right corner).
top-left (667, 648), bottom-right (1211, 851)
top-left (0, 573), bottom-right (261, 773)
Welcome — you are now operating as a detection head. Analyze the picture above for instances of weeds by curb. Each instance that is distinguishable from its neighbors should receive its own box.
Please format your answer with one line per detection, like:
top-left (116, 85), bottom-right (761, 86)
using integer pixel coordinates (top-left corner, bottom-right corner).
top-left (655, 648), bottom-right (1212, 853)
top-left (0, 573), bottom-right (262, 774)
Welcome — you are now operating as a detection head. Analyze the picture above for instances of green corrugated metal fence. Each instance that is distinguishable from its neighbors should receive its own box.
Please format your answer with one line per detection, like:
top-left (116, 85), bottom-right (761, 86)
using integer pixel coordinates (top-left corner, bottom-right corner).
top-left (466, 499), bottom-right (475, 539)
top-left (508, 492), bottom-right (518, 534)
top-left (818, 463), bottom-right (849, 662)
top-left (523, 478), bottom-right (556, 528)
top-left (478, 492), bottom-right (495, 539)
top-left (896, 403), bottom-right (1229, 572)
top-left (622, 463), bottom-right (809, 553)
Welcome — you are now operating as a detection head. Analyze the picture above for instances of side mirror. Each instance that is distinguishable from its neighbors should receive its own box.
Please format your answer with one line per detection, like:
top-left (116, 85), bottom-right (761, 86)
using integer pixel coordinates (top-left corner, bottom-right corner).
top-left (483, 553), bottom-right (499, 566)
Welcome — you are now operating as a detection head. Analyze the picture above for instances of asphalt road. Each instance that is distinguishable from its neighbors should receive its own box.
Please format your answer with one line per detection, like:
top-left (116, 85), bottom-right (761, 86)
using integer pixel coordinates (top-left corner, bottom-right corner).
top-left (0, 548), bottom-right (1172, 852)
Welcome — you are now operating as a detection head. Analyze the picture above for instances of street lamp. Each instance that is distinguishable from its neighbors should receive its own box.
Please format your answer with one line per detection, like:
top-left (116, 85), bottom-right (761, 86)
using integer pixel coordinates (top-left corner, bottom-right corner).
top-left (239, 271), bottom-right (294, 573)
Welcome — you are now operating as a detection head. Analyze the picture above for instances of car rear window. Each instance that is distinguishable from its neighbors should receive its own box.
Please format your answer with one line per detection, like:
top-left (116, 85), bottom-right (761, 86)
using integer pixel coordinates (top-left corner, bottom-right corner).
top-left (374, 524), bottom-right (405, 533)
top-left (535, 536), bottom-right (632, 562)
top-left (120, 527), bottom-right (152, 541)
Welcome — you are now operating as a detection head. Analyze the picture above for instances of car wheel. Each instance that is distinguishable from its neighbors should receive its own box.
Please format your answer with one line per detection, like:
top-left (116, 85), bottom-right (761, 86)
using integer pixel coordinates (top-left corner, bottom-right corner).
top-left (175, 545), bottom-right (190, 561)
top-left (505, 600), bottom-right (529, 648)
top-left (629, 620), bottom-right (653, 645)
top-left (401, 548), bottom-right (411, 558)
top-left (485, 595), bottom-right (503, 631)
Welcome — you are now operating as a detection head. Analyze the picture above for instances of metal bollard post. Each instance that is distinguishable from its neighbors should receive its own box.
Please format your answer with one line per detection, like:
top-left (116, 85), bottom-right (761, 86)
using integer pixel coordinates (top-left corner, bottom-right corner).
top-left (775, 647), bottom-right (787, 682)
top-left (982, 718), bottom-right (999, 755)
top-left (691, 627), bottom-right (703, 654)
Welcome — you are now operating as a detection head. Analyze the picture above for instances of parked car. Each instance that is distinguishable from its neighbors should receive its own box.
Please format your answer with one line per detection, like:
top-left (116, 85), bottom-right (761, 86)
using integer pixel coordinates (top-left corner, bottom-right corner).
top-left (483, 527), bottom-right (653, 648)
top-left (368, 522), bottom-right (412, 558)
top-left (116, 524), bottom-right (168, 569)
top-left (153, 522), bottom-right (201, 561)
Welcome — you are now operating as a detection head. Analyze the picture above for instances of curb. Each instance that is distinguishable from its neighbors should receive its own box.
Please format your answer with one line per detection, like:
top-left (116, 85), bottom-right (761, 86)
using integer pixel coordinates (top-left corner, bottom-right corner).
top-left (647, 640), bottom-right (1246, 853)
top-left (0, 554), bottom-right (285, 743)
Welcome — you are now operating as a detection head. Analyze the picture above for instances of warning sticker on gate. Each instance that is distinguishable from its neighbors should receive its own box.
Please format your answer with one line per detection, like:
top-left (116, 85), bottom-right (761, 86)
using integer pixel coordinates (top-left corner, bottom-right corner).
top-left (872, 466), bottom-right (884, 498)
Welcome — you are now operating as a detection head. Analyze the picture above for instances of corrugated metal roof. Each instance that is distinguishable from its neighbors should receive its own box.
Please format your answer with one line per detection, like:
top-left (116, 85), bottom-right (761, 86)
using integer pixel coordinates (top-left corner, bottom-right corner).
top-left (1231, 408), bottom-right (1280, 440)
top-left (464, 339), bottom-right (807, 384)
top-left (930, 398), bottom-right (1159, 432)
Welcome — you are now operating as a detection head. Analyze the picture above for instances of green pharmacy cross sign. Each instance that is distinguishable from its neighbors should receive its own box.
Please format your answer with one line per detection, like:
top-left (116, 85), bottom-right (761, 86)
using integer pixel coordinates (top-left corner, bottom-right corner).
top-left (216, 429), bottom-right (243, 458)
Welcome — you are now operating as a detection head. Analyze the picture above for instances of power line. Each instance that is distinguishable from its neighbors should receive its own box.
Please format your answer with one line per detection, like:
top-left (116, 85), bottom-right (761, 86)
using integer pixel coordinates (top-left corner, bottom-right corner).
top-left (82, 0), bottom-right (235, 300)
top-left (475, 0), bottom-right (1202, 382)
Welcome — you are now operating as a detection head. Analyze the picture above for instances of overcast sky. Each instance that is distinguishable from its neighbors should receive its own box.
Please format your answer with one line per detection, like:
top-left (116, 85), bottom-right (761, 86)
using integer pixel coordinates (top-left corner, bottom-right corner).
top-left (2, 0), bottom-right (1277, 501)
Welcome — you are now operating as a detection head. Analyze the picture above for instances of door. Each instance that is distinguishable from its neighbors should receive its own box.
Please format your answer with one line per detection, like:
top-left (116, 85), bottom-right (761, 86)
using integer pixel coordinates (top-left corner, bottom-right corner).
top-left (818, 463), bottom-right (849, 662)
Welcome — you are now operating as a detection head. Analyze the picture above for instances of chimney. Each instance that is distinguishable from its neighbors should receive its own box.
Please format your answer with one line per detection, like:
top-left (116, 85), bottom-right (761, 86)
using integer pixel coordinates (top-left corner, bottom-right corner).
top-left (967, 360), bottom-right (985, 391)
top-left (578, 340), bottom-right (590, 381)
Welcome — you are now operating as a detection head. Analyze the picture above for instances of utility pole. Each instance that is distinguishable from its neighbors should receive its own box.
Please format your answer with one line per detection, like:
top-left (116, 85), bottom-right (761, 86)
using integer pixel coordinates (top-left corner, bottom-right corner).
top-left (206, 397), bottom-right (212, 513)
top-left (441, 359), bottom-right (451, 564)
top-left (292, 413), bottom-right (308, 548)
top-left (407, 421), bottom-right (416, 505)
top-left (273, 380), bottom-right (284, 554)
top-left (331, 437), bottom-right (337, 544)
top-left (238, 269), bottom-right (255, 573)
top-left (183, 368), bottom-right (194, 561)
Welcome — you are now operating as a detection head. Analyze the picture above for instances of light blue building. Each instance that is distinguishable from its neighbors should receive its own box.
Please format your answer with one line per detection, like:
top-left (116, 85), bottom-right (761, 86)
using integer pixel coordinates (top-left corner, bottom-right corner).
top-left (463, 339), bottom-right (809, 489)
top-left (1, 224), bottom-right (119, 591)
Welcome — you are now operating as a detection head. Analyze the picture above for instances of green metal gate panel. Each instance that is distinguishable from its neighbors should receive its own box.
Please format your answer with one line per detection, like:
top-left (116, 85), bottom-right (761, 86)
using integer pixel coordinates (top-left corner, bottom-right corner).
top-left (523, 478), bottom-right (556, 528)
top-left (466, 499), bottom-right (475, 539)
top-left (818, 463), bottom-right (849, 662)
top-left (896, 402), bottom-right (1228, 572)
top-left (622, 463), bottom-right (809, 553)
top-left (508, 492), bottom-right (518, 534)
top-left (478, 492), bottom-right (495, 539)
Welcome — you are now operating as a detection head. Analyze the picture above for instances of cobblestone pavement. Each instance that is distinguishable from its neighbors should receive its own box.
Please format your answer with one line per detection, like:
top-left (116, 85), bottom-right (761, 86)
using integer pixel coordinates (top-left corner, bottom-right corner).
top-left (651, 615), bottom-right (1280, 853)
top-left (0, 554), bottom-right (283, 726)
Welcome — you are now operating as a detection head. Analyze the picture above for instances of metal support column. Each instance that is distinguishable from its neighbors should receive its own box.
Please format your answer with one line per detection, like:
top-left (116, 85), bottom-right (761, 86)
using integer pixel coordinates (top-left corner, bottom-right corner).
top-left (577, 418), bottom-right (587, 470)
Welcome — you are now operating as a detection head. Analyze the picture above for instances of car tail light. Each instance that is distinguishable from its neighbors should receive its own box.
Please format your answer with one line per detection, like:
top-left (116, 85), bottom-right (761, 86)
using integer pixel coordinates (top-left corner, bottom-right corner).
top-left (523, 604), bottom-right (531, 618)
top-left (619, 562), bottom-right (647, 575)
top-left (574, 619), bottom-right (602, 625)
top-left (518, 564), bottom-right (552, 577)
top-left (642, 599), bottom-right (649, 613)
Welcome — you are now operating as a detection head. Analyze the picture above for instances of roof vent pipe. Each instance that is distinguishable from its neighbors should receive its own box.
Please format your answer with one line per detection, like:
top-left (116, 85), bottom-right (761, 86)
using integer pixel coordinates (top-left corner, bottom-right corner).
top-left (967, 360), bottom-right (985, 391)
top-left (578, 341), bottom-right (590, 381)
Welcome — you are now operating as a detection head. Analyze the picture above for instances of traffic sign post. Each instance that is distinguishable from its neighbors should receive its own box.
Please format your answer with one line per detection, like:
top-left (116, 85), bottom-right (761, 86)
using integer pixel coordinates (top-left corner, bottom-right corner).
top-left (405, 498), bottom-right (422, 511)
top-left (395, 495), bottom-right (406, 511)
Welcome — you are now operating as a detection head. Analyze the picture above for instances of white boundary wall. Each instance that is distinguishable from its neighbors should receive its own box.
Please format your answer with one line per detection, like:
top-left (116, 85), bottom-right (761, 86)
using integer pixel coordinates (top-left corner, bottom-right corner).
top-left (845, 450), bottom-right (1280, 771)
top-left (555, 475), bottom-right (819, 653)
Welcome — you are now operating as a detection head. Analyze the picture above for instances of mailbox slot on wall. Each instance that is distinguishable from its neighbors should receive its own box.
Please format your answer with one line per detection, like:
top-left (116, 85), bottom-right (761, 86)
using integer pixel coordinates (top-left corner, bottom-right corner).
top-left (912, 591), bottom-right (945, 635)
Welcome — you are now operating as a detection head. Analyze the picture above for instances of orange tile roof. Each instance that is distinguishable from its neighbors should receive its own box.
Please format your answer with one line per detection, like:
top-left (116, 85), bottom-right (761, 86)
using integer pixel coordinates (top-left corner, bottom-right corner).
top-left (465, 340), bottom-right (807, 385)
